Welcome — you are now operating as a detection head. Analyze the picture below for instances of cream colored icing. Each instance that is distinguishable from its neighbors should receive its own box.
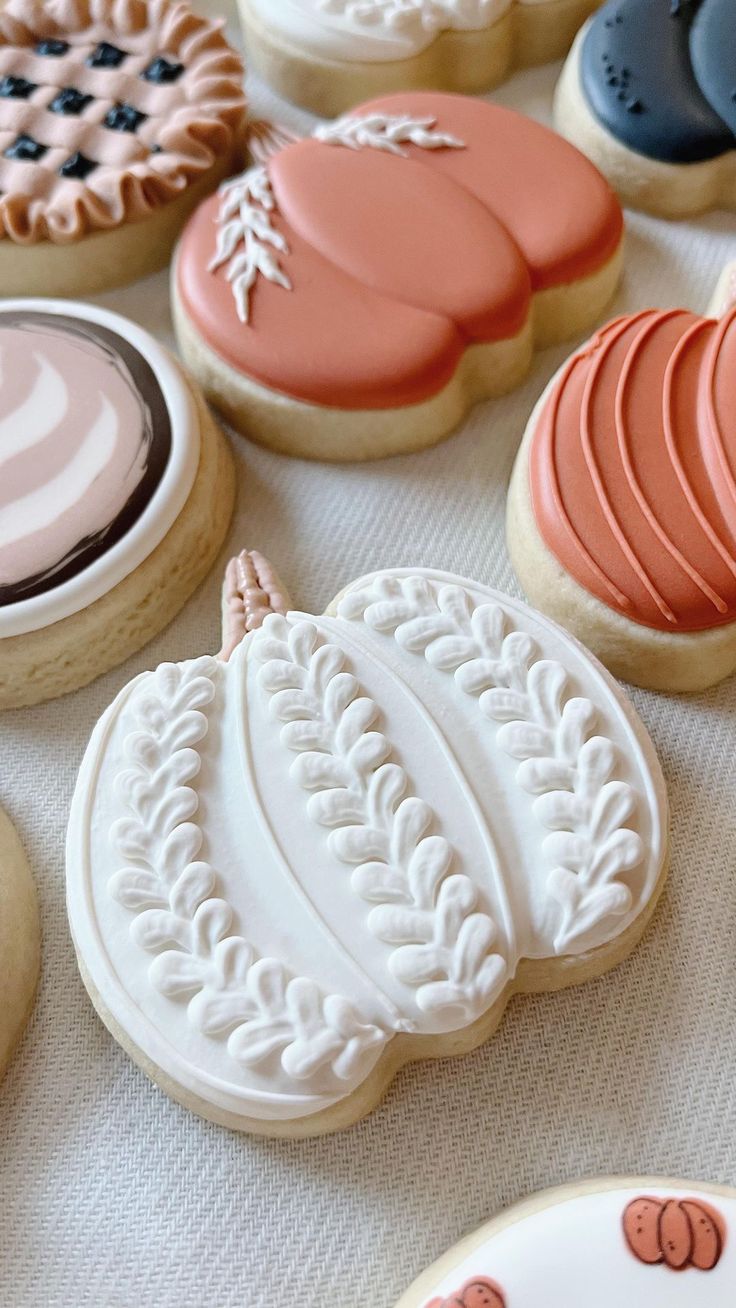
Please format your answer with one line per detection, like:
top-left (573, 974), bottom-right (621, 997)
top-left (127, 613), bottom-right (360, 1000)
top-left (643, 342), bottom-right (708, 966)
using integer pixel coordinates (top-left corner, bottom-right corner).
top-left (66, 568), bottom-right (667, 1126)
top-left (248, 0), bottom-right (515, 62)
top-left (0, 0), bottom-right (245, 243)
top-left (406, 1182), bottom-right (736, 1306)
top-left (0, 299), bottom-right (199, 639)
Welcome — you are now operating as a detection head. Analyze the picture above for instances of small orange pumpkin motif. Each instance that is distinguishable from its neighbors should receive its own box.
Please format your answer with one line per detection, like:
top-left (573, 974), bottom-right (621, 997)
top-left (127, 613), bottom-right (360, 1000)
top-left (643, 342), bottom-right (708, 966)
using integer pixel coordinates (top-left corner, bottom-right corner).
top-left (428, 1277), bottom-right (506, 1308)
top-left (623, 1195), bottom-right (725, 1271)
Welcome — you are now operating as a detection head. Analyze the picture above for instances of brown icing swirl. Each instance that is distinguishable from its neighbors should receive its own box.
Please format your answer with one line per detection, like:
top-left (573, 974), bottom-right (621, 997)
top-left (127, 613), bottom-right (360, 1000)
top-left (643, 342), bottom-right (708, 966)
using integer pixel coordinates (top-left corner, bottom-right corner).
top-left (0, 310), bottom-right (172, 605)
top-left (0, 0), bottom-right (246, 243)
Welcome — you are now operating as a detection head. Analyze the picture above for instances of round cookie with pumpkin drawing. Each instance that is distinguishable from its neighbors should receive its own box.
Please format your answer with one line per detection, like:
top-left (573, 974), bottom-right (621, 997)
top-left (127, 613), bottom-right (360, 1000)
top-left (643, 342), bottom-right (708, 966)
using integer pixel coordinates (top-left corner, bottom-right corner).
top-left (396, 1178), bottom-right (734, 1306)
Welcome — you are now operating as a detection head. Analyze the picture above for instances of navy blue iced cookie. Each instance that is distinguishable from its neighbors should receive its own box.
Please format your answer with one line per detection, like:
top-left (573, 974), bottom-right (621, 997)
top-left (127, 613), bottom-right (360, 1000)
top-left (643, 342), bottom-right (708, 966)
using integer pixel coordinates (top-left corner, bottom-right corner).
top-left (580, 0), bottom-right (736, 163)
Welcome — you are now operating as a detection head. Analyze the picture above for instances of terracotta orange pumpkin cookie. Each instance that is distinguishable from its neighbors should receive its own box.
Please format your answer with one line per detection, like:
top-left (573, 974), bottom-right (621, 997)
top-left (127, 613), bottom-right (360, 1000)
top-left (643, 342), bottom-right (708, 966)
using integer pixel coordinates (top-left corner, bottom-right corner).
top-left (67, 552), bottom-right (666, 1135)
top-left (173, 91), bottom-right (624, 461)
top-left (507, 264), bottom-right (736, 692)
top-left (0, 0), bottom-right (246, 295)
top-left (398, 1179), bottom-right (735, 1306)
top-left (239, 0), bottom-right (604, 117)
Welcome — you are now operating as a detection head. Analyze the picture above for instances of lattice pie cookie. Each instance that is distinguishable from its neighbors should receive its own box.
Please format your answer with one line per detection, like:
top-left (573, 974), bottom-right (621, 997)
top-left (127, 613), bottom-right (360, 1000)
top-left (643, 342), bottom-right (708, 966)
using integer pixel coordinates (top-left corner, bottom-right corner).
top-left (397, 1178), bottom-right (735, 1306)
top-left (0, 807), bottom-right (40, 1080)
top-left (67, 552), bottom-right (668, 1136)
top-left (0, 299), bottom-right (234, 709)
top-left (239, 0), bottom-right (604, 116)
top-left (0, 0), bottom-right (246, 295)
top-left (174, 91), bottom-right (623, 461)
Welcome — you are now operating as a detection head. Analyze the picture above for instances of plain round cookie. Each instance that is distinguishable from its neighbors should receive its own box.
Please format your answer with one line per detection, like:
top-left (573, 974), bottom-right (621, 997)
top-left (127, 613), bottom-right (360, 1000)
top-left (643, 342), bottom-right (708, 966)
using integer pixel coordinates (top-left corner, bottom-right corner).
top-left (0, 808), bottom-right (40, 1079)
top-left (239, 0), bottom-right (603, 117)
top-left (0, 380), bottom-right (235, 710)
top-left (395, 1177), bottom-right (736, 1305)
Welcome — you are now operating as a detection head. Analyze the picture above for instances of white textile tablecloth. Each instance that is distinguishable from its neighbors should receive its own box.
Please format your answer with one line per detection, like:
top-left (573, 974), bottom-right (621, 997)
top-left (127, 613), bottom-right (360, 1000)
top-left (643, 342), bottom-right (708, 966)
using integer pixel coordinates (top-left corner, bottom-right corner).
top-left (2, 5), bottom-right (735, 1305)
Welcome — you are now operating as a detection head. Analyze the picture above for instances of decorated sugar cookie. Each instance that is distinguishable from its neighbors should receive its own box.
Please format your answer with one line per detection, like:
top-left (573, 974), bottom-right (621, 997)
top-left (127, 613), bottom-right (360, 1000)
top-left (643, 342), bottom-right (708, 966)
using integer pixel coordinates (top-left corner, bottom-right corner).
top-left (239, 0), bottom-right (604, 117)
top-left (0, 299), bottom-right (235, 709)
top-left (554, 0), bottom-right (736, 217)
top-left (396, 1178), bottom-right (735, 1306)
top-left (173, 91), bottom-right (623, 461)
top-left (67, 551), bottom-right (667, 1135)
top-left (507, 264), bottom-right (736, 692)
top-left (0, 807), bottom-right (40, 1079)
top-left (0, 0), bottom-right (246, 296)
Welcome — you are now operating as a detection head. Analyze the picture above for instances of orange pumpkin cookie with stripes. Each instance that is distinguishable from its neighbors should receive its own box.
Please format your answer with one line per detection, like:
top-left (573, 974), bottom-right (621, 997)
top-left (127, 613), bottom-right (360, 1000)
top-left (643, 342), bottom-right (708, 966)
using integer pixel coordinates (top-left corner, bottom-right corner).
top-left (507, 264), bottom-right (736, 691)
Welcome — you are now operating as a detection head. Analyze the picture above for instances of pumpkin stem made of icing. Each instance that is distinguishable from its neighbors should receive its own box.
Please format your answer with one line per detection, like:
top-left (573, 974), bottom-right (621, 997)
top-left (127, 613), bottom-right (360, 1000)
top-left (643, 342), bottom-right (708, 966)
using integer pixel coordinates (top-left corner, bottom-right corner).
top-left (245, 119), bottom-right (302, 167)
top-left (218, 549), bottom-right (291, 659)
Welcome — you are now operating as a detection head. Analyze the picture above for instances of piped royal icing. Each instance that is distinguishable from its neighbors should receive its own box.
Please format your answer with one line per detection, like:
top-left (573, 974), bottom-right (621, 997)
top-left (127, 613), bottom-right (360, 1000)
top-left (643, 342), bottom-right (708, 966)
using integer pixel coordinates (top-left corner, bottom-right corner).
top-left (67, 564), bottom-right (666, 1126)
top-left (177, 91), bottom-right (623, 411)
top-left (0, 299), bottom-right (199, 640)
top-left (408, 1182), bottom-right (735, 1306)
top-left (247, 0), bottom-right (555, 64)
top-left (580, 0), bottom-right (736, 164)
top-left (0, 0), bottom-right (245, 243)
top-left (529, 305), bottom-right (736, 634)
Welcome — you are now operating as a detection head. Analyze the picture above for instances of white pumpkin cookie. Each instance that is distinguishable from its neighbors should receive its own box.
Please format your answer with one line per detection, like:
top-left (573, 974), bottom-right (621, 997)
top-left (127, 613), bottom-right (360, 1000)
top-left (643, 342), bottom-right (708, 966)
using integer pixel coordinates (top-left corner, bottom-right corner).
top-left (0, 807), bottom-right (40, 1079)
top-left (0, 298), bottom-right (235, 709)
top-left (0, 0), bottom-right (246, 295)
top-left (67, 551), bottom-right (668, 1136)
top-left (396, 1177), bottom-right (736, 1306)
top-left (239, 0), bottom-right (604, 116)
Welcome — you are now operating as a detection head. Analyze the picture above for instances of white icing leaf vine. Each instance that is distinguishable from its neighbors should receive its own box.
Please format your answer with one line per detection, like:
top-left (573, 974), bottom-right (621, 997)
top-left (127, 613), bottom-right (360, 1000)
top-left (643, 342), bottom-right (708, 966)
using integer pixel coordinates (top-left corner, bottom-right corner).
top-left (208, 166), bottom-right (291, 324)
top-left (211, 113), bottom-right (463, 317)
top-left (109, 657), bottom-right (387, 1086)
top-left (252, 615), bottom-right (506, 1019)
top-left (338, 577), bottom-right (644, 954)
top-left (313, 113), bottom-right (465, 156)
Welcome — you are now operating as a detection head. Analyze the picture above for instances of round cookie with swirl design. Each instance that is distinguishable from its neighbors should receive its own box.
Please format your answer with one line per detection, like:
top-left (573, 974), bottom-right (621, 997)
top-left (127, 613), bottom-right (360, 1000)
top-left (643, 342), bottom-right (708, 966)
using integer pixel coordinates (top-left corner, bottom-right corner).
top-left (554, 0), bottom-right (736, 217)
top-left (507, 265), bottom-right (736, 692)
top-left (397, 1178), bottom-right (735, 1307)
top-left (239, 0), bottom-right (604, 117)
top-left (0, 299), bottom-right (235, 709)
top-left (173, 90), bottom-right (623, 460)
top-left (0, 0), bottom-right (246, 295)
top-left (0, 806), bottom-right (40, 1080)
top-left (67, 550), bottom-right (667, 1135)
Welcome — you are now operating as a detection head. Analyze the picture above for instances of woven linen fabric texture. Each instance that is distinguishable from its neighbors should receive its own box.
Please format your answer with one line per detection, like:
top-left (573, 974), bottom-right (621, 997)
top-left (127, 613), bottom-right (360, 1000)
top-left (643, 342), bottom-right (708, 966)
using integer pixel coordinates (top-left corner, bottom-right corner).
top-left (2, 5), bottom-right (736, 1304)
